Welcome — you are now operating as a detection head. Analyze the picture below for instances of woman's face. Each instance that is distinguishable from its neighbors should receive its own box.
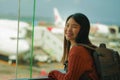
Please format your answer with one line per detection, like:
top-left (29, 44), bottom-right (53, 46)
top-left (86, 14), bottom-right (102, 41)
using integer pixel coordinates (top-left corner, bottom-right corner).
top-left (64, 17), bottom-right (80, 42)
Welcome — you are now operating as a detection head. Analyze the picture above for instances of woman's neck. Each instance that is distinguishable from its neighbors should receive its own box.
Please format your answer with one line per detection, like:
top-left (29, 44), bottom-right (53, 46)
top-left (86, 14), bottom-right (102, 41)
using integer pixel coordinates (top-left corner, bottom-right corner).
top-left (70, 41), bottom-right (77, 48)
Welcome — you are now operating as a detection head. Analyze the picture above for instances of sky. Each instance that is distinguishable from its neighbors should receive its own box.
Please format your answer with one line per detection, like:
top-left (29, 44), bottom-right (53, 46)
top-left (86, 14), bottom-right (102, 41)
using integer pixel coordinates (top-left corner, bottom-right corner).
top-left (0, 0), bottom-right (120, 25)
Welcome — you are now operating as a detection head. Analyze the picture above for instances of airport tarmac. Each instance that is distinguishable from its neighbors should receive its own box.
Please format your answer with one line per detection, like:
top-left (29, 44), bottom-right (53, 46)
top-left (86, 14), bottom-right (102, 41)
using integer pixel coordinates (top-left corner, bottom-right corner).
top-left (0, 59), bottom-right (63, 80)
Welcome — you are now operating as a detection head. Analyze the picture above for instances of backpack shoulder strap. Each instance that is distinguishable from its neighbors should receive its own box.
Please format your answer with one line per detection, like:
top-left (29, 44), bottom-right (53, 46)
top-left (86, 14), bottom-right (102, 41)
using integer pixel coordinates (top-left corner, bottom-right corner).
top-left (77, 43), bottom-right (96, 50)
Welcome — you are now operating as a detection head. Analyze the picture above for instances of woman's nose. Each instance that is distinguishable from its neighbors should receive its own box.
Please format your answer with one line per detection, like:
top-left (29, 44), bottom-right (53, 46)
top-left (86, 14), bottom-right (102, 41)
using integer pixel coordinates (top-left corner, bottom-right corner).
top-left (67, 26), bottom-right (72, 32)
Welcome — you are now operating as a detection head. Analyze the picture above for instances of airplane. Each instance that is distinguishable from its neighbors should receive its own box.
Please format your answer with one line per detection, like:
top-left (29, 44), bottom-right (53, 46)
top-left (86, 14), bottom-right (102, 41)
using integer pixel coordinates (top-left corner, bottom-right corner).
top-left (53, 8), bottom-right (65, 28)
top-left (0, 19), bottom-right (30, 64)
top-left (47, 8), bottom-right (112, 38)
top-left (46, 8), bottom-right (65, 34)
top-left (90, 23), bottom-right (111, 37)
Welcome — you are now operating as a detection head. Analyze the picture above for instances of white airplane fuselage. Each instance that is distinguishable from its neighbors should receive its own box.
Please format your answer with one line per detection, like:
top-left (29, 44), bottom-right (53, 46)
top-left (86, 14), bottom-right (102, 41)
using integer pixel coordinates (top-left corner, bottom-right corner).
top-left (0, 19), bottom-right (30, 61)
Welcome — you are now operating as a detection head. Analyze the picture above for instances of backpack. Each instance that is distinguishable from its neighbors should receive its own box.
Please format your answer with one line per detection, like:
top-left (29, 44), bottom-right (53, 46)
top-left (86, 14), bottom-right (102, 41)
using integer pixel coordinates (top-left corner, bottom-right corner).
top-left (81, 43), bottom-right (120, 80)
top-left (64, 43), bottom-right (120, 80)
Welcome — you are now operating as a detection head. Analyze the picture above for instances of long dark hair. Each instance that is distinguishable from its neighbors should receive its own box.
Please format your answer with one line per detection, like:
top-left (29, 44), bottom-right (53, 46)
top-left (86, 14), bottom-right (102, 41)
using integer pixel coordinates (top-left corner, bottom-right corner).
top-left (62, 13), bottom-right (94, 63)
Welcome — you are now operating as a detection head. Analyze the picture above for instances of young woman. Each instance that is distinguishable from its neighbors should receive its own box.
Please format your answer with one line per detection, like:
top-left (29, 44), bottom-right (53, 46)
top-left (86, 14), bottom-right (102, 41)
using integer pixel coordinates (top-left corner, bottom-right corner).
top-left (48, 13), bottom-right (99, 80)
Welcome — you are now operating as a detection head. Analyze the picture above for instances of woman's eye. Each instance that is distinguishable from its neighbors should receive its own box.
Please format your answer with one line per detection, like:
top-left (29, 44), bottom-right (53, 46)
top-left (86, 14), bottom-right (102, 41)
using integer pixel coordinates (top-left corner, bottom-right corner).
top-left (72, 25), bottom-right (78, 28)
top-left (72, 26), bottom-right (77, 28)
top-left (72, 24), bottom-right (79, 28)
top-left (65, 24), bottom-right (69, 27)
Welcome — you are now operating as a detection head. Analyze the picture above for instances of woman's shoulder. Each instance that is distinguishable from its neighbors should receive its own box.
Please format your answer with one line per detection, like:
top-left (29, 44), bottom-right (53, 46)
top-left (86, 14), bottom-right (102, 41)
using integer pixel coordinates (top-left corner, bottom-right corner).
top-left (71, 45), bottom-right (85, 51)
top-left (70, 45), bottom-right (89, 56)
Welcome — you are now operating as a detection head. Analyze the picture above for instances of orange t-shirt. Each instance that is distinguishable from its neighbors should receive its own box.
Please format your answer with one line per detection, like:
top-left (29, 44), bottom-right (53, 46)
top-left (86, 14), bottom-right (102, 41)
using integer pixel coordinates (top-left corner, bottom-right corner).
top-left (48, 46), bottom-right (99, 80)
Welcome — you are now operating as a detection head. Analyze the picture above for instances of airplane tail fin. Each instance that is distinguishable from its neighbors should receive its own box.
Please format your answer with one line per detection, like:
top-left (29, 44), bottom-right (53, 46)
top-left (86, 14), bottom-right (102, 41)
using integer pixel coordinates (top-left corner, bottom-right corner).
top-left (53, 8), bottom-right (64, 27)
